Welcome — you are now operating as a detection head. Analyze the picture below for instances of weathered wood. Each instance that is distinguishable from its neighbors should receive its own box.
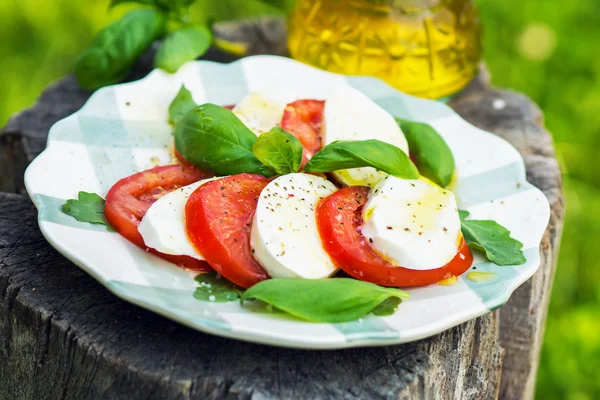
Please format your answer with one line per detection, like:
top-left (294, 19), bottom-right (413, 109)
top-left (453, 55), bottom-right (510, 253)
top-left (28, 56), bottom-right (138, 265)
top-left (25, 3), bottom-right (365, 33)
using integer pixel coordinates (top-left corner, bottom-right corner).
top-left (0, 18), bottom-right (563, 400)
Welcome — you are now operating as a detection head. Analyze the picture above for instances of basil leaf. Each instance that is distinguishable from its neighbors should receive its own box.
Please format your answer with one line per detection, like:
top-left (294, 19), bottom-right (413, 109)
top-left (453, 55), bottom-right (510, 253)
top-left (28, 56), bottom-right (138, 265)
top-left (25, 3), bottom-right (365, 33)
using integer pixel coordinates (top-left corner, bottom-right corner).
top-left (241, 278), bottom-right (409, 323)
top-left (371, 297), bottom-right (402, 317)
top-left (459, 210), bottom-right (526, 266)
top-left (303, 140), bottom-right (419, 179)
top-left (155, 25), bottom-right (212, 73)
top-left (75, 9), bottom-right (166, 90)
top-left (397, 119), bottom-right (455, 187)
top-left (194, 272), bottom-right (244, 302)
top-left (252, 127), bottom-right (303, 175)
top-left (459, 209), bottom-right (471, 221)
top-left (174, 103), bottom-right (274, 176)
top-left (61, 192), bottom-right (115, 232)
top-left (168, 85), bottom-right (198, 125)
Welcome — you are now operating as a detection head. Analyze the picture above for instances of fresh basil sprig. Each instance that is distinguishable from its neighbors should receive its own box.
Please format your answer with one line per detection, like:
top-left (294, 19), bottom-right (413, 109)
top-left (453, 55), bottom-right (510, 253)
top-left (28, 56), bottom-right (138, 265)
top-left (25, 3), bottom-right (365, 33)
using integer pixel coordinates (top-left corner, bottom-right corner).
top-left (397, 118), bottom-right (455, 187)
top-left (241, 278), bottom-right (409, 323)
top-left (303, 140), bottom-right (420, 179)
top-left (194, 272), bottom-right (244, 302)
top-left (252, 127), bottom-right (303, 175)
top-left (62, 192), bottom-right (115, 232)
top-left (168, 85), bottom-right (198, 125)
top-left (174, 103), bottom-right (274, 176)
top-left (459, 210), bottom-right (526, 266)
top-left (78, 1), bottom-right (292, 90)
top-left (155, 25), bottom-right (212, 73)
top-left (75, 9), bottom-right (167, 90)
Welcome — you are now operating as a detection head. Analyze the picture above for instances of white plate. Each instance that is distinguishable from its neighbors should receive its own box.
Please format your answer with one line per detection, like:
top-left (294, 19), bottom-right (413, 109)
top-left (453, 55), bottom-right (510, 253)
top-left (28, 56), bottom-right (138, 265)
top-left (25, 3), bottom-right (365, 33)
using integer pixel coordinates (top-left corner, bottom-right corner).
top-left (24, 56), bottom-right (550, 349)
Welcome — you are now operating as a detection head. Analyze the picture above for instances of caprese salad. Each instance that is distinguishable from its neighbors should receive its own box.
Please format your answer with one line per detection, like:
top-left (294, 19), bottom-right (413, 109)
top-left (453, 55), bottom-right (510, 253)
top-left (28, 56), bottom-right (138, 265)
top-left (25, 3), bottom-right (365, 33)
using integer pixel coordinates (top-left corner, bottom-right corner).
top-left (62, 84), bottom-right (526, 323)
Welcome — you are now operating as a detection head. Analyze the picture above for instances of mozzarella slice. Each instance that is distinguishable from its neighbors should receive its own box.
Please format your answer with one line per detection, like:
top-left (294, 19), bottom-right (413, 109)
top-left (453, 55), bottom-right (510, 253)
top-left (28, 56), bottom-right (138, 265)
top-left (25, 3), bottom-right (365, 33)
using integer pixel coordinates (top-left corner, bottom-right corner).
top-left (138, 177), bottom-right (221, 259)
top-left (361, 176), bottom-right (462, 270)
top-left (251, 173), bottom-right (338, 279)
top-left (232, 91), bottom-right (287, 135)
top-left (322, 85), bottom-right (409, 187)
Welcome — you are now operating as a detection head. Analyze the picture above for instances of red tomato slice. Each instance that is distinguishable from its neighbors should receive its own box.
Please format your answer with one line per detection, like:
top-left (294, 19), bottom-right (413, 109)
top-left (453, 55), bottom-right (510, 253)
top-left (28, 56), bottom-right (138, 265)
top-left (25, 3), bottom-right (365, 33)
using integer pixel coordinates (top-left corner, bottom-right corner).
top-left (105, 165), bottom-right (213, 272)
top-left (316, 187), bottom-right (473, 287)
top-left (185, 173), bottom-right (270, 288)
top-left (281, 99), bottom-right (325, 161)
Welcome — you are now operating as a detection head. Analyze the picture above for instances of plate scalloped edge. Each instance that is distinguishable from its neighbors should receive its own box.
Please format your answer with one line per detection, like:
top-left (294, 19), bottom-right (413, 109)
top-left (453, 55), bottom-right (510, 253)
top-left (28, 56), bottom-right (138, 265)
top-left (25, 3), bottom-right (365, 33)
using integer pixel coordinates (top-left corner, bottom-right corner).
top-left (23, 55), bottom-right (551, 349)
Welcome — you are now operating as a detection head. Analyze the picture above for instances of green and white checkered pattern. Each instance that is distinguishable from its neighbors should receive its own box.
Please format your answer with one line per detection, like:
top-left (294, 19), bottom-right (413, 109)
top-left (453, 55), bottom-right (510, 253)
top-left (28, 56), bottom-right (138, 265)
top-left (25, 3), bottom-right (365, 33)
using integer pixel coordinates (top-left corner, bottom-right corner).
top-left (24, 56), bottom-right (550, 349)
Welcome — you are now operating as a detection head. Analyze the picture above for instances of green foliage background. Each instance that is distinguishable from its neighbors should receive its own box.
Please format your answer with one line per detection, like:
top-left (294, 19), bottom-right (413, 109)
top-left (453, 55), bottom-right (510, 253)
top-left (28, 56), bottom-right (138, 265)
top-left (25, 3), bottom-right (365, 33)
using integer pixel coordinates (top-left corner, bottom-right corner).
top-left (0, 0), bottom-right (597, 398)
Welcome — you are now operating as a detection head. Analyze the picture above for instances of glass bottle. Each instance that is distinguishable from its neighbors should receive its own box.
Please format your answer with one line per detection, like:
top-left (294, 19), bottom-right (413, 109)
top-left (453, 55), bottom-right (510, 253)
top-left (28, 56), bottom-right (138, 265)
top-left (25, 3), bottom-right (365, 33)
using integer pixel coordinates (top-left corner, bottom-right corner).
top-left (287, 0), bottom-right (482, 99)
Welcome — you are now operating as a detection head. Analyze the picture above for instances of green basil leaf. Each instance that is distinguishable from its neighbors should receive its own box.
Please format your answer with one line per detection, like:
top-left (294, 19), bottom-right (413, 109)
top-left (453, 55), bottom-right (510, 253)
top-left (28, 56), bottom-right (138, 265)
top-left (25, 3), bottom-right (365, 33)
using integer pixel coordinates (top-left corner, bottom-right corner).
top-left (155, 25), bottom-right (212, 73)
top-left (168, 85), bottom-right (198, 125)
top-left (75, 9), bottom-right (166, 90)
top-left (61, 192), bottom-right (115, 232)
top-left (174, 103), bottom-right (274, 176)
top-left (459, 210), bottom-right (526, 266)
top-left (252, 127), bottom-right (303, 175)
top-left (303, 139), bottom-right (419, 179)
top-left (397, 118), bottom-right (455, 187)
top-left (458, 209), bottom-right (470, 221)
top-left (194, 272), bottom-right (244, 302)
top-left (241, 278), bottom-right (409, 323)
top-left (371, 297), bottom-right (402, 316)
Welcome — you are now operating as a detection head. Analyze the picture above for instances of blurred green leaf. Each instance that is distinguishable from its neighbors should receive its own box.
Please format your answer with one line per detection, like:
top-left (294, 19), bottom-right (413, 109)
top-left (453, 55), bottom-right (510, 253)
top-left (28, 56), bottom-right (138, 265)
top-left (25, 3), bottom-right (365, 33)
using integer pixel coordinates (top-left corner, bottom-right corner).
top-left (75, 9), bottom-right (166, 90)
top-left (155, 25), bottom-right (211, 73)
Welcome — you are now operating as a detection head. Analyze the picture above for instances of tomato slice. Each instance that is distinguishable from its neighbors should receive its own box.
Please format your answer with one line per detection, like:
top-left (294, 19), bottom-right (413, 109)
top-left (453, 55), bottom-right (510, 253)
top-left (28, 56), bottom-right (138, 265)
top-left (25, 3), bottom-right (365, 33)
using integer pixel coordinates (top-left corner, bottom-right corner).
top-left (185, 173), bottom-right (270, 288)
top-left (105, 165), bottom-right (213, 272)
top-left (281, 99), bottom-right (325, 161)
top-left (316, 187), bottom-right (473, 287)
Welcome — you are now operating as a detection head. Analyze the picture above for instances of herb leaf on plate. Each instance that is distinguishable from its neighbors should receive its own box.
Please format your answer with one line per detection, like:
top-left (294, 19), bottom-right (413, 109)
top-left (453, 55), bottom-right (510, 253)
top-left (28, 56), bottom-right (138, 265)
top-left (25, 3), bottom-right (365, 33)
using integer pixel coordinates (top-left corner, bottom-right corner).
top-left (75, 9), bottom-right (166, 90)
top-left (155, 25), bottom-right (212, 73)
top-left (174, 103), bottom-right (274, 176)
top-left (371, 296), bottom-right (402, 316)
top-left (169, 85), bottom-right (198, 125)
top-left (396, 118), bottom-right (455, 187)
top-left (61, 192), bottom-right (115, 232)
top-left (459, 210), bottom-right (526, 266)
top-left (194, 272), bottom-right (244, 302)
top-left (252, 127), bottom-right (303, 175)
top-left (303, 139), bottom-right (419, 179)
top-left (241, 278), bottom-right (410, 323)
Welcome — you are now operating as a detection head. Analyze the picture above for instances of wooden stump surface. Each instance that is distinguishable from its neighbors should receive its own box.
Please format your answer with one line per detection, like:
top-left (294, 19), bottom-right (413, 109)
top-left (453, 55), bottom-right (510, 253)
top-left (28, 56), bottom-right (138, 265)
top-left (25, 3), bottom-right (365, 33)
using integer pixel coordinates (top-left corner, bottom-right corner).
top-left (0, 18), bottom-right (563, 400)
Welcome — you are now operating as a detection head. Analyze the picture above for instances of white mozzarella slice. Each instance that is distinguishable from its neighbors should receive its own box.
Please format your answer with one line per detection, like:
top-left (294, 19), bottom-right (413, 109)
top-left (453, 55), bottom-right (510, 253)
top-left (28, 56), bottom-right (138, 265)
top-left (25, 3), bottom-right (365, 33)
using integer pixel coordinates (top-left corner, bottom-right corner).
top-left (232, 91), bottom-right (288, 135)
top-left (138, 177), bottom-right (221, 259)
top-left (361, 176), bottom-right (462, 270)
top-left (322, 85), bottom-right (409, 187)
top-left (250, 173), bottom-right (338, 279)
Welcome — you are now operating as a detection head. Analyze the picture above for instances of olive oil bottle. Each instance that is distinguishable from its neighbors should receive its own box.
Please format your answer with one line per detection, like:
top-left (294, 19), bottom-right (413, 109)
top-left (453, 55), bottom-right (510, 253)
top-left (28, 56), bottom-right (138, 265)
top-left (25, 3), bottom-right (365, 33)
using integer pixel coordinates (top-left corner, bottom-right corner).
top-left (288, 0), bottom-right (482, 99)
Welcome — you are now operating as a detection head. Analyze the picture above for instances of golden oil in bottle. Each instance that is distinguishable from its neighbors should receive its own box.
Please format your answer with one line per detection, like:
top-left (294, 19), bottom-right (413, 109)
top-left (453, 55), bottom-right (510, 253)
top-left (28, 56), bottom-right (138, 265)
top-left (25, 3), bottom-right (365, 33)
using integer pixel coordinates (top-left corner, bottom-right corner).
top-left (287, 0), bottom-right (482, 99)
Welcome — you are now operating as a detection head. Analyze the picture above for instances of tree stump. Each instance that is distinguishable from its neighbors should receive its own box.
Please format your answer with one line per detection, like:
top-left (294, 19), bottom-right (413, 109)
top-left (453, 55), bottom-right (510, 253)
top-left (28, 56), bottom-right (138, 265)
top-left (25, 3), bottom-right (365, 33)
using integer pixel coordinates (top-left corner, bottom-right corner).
top-left (0, 18), bottom-right (563, 400)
